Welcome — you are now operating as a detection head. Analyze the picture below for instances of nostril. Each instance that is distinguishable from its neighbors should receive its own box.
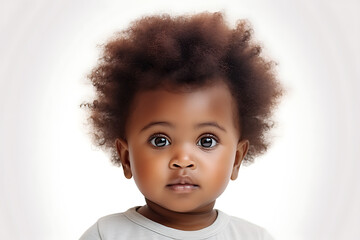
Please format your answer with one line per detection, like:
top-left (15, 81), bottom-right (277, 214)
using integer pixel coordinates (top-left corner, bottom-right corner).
top-left (172, 163), bottom-right (181, 168)
top-left (170, 161), bottom-right (196, 169)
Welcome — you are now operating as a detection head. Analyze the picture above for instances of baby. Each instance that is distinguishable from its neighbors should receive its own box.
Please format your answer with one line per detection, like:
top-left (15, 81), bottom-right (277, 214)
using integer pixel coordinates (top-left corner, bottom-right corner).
top-left (80, 12), bottom-right (282, 239)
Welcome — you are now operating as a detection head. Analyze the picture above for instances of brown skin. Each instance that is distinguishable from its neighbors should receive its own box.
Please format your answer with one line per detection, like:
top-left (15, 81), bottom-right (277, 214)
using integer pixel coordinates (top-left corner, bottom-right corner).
top-left (115, 81), bottom-right (249, 230)
top-left (87, 13), bottom-right (283, 166)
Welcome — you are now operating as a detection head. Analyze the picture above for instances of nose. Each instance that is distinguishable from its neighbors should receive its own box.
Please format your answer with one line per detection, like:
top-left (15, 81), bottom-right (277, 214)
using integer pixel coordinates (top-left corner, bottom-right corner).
top-left (169, 146), bottom-right (196, 170)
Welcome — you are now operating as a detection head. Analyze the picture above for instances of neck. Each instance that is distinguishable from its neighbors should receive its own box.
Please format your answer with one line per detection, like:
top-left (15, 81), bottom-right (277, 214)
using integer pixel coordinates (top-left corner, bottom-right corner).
top-left (137, 198), bottom-right (217, 231)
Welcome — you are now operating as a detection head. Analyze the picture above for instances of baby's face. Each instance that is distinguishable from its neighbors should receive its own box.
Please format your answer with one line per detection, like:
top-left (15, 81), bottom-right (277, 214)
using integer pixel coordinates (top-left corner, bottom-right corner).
top-left (117, 81), bottom-right (248, 213)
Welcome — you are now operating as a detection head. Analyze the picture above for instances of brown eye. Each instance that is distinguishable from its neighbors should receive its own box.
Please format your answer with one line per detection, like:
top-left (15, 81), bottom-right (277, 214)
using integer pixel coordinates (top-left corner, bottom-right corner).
top-left (197, 137), bottom-right (217, 148)
top-left (150, 136), bottom-right (170, 147)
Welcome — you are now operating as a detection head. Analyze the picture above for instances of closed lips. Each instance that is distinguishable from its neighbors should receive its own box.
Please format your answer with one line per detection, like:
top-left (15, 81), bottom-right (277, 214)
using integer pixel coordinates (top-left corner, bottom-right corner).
top-left (166, 184), bottom-right (200, 192)
top-left (166, 176), bottom-right (198, 186)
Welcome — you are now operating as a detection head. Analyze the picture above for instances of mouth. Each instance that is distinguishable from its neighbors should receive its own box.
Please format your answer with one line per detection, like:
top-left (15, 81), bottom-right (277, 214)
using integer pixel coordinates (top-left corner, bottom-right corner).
top-left (166, 183), bottom-right (200, 192)
top-left (166, 176), bottom-right (200, 193)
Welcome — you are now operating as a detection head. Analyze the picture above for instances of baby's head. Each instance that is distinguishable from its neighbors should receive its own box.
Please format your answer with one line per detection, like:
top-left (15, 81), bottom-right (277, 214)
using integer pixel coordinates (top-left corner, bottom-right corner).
top-left (84, 12), bottom-right (282, 212)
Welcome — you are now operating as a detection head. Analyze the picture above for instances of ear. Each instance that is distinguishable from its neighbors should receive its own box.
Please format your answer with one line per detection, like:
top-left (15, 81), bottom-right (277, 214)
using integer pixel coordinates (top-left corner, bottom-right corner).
top-left (115, 138), bottom-right (132, 179)
top-left (230, 139), bottom-right (249, 180)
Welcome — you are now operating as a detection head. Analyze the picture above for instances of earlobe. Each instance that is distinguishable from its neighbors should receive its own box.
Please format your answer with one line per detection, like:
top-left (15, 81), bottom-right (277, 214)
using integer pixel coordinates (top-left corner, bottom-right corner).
top-left (115, 138), bottom-right (132, 179)
top-left (231, 139), bottom-right (249, 180)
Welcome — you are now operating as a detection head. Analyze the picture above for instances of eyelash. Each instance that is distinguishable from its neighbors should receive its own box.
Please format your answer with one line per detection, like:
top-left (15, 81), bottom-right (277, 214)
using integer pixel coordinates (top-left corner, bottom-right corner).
top-left (148, 133), bottom-right (171, 148)
top-left (197, 134), bottom-right (219, 149)
top-left (148, 133), bottom-right (219, 149)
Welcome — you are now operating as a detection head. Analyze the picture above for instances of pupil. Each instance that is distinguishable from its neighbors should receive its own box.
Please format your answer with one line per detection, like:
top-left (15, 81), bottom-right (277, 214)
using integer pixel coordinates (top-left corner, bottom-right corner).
top-left (201, 138), bottom-right (212, 147)
top-left (155, 137), bottom-right (166, 146)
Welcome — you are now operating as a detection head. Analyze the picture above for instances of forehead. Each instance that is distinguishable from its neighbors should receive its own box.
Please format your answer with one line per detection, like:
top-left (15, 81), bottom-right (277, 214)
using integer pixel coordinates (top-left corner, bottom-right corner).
top-left (126, 81), bottom-right (239, 134)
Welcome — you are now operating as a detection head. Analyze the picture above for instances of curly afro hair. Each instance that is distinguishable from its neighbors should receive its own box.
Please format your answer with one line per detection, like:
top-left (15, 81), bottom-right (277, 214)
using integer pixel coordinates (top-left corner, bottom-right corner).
top-left (83, 12), bottom-right (283, 166)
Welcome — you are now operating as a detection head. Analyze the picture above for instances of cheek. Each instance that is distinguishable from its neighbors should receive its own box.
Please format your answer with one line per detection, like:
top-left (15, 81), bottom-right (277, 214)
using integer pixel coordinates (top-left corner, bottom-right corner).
top-left (129, 150), bottom-right (167, 193)
top-left (201, 150), bottom-right (235, 192)
top-left (210, 165), bottom-right (232, 192)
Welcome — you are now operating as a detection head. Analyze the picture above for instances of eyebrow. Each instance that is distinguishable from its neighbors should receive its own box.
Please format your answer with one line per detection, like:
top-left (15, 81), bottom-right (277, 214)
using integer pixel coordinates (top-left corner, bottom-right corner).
top-left (195, 122), bottom-right (227, 132)
top-left (140, 121), bottom-right (175, 132)
top-left (140, 121), bottom-right (226, 133)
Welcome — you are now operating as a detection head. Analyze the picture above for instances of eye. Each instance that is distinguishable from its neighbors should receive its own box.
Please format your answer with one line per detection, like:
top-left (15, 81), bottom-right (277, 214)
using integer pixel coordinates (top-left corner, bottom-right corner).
top-left (149, 135), bottom-right (170, 147)
top-left (197, 136), bottom-right (218, 148)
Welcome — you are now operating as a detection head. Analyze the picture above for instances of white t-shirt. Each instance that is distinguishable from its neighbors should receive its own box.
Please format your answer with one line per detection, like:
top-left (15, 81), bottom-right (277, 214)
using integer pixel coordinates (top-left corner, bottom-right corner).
top-left (80, 207), bottom-right (273, 240)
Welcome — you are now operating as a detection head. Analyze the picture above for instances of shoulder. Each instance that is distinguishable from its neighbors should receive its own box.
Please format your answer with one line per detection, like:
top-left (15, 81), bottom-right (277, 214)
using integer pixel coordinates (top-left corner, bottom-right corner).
top-left (79, 209), bottom-right (137, 240)
top-left (219, 211), bottom-right (274, 240)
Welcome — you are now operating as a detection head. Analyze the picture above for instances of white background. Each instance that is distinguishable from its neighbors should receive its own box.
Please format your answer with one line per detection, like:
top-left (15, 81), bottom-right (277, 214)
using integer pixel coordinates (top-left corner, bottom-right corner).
top-left (1, 0), bottom-right (359, 239)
